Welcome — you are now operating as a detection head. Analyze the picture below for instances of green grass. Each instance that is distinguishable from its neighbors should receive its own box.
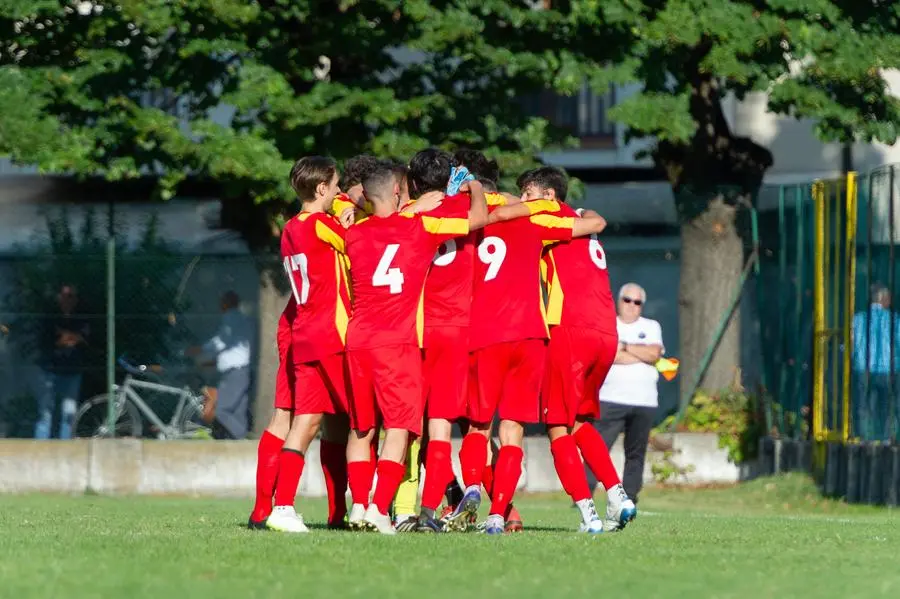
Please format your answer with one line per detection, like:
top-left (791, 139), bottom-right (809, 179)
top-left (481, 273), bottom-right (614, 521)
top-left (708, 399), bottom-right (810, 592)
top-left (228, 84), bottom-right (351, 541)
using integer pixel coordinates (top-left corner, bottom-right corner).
top-left (1, 474), bottom-right (898, 599)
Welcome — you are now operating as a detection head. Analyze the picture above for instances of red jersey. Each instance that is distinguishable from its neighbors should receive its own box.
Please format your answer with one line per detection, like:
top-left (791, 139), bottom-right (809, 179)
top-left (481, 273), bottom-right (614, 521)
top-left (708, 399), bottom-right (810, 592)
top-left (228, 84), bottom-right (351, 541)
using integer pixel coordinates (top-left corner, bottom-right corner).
top-left (404, 192), bottom-right (509, 336)
top-left (540, 202), bottom-right (617, 335)
top-left (345, 210), bottom-right (469, 350)
top-left (469, 200), bottom-right (575, 350)
top-left (280, 212), bottom-right (352, 363)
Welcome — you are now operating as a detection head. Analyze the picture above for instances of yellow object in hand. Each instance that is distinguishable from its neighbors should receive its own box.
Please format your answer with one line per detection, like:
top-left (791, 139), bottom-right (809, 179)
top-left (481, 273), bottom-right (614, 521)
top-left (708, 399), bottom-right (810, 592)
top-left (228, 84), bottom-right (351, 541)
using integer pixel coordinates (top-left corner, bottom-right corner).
top-left (656, 357), bottom-right (680, 381)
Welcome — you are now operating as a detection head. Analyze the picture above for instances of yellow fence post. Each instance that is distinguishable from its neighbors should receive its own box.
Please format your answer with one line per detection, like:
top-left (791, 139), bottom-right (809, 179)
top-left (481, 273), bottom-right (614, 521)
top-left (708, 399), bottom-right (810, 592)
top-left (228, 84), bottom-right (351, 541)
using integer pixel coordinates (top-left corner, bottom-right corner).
top-left (842, 173), bottom-right (858, 442)
top-left (812, 180), bottom-right (826, 441)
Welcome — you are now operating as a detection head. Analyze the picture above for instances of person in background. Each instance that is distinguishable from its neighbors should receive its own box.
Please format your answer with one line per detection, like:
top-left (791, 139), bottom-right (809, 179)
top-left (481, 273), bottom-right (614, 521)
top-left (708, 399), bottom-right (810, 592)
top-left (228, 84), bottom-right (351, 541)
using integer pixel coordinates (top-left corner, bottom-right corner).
top-left (35, 283), bottom-right (90, 439)
top-left (596, 282), bottom-right (664, 504)
top-left (851, 284), bottom-right (900, 441)
top-left (187, 291), bottom-right (252, 440)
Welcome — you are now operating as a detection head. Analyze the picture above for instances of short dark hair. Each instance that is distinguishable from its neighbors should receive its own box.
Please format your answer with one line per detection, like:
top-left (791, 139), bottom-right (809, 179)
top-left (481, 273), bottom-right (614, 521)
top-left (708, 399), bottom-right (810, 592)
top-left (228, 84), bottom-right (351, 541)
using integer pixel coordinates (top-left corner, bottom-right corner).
top-left (341, 154), bottom-right (380, 189)
top-left (517, 166), bottom-right (568, 201)
top-left (454, 148), bottom-right (500, 189)
top-left (290, 156), bottom-right (336, 201)
top-left (408, 148), bottom-right (457, 198)
top-left (362, 160), bottom-right (399, 202)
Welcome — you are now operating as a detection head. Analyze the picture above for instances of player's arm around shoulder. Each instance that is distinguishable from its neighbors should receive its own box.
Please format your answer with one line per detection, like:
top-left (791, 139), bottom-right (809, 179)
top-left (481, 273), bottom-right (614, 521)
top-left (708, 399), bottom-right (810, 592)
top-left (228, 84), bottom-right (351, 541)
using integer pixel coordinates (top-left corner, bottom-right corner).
top-left (571, 208), bottom-right (607, 238)
top-left (313, 212), bottom-right (349, 254)
top-left (466, 179), bottom-right (489, 231)
top-left (487, 197), bottom-right (562, 225)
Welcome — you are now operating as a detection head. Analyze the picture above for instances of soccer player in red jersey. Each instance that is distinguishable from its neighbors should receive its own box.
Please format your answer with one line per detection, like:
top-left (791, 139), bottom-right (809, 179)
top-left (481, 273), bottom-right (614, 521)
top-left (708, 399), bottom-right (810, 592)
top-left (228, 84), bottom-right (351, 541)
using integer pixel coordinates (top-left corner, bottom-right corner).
top-left (259, 156), bottom-right (355, 533)
top-left (521, 167), bottom-right (637, 531)
top-left (393, 149), bottom-right (486, 532)
top-left (518, 166), bottom-right (637, 533)
top-left (459, 190), bottom-right (610, 535)
top-left (344, 159), bottom-right (488, 534)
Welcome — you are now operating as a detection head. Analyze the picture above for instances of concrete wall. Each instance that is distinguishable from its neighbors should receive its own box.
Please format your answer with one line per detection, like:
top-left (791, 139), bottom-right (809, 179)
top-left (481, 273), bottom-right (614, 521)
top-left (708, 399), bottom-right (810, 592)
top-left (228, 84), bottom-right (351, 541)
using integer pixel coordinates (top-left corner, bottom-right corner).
top-left (0, 433), bottom-right (749, 497)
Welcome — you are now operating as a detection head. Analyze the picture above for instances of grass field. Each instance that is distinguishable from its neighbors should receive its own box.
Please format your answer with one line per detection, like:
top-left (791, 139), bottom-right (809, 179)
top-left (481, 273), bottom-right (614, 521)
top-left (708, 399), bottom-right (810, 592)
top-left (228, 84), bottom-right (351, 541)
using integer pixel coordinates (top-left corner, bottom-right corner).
top-left (1, 474), bottom-right (898, 599)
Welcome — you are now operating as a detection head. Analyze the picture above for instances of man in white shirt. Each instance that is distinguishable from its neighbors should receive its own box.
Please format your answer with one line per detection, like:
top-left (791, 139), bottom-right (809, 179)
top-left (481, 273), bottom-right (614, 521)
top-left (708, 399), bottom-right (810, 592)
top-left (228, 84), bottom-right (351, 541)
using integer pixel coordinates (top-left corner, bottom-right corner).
top-left (597, 282), bottom-right (664, 504)
top-left (188, 291), bottom-right (252, 439)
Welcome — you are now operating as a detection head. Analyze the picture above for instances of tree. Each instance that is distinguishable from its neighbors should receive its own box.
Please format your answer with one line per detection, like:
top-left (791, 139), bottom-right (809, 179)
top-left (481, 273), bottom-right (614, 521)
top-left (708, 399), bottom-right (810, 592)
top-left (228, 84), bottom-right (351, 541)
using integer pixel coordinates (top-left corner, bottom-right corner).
top-left (446, 0), bottom-right (900, 398)
top-left (0, 0), bottom-right (578, 430)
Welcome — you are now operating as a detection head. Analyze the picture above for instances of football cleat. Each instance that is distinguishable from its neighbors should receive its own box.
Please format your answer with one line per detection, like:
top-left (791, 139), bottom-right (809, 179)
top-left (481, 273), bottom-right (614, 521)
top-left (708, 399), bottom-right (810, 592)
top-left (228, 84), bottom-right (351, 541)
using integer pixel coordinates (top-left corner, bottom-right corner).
top-left (483, 514), bottom-right (505, 536)
top-left (394, 516), bottom-right (419, 533)
top-left (416, 514), bottom-right (445, 533)
top-left (444, 485), bottom-right (481, 532)
top-left (247, 516), bottom-right (268, 531)
top-left (348, 503), bottom-right (369, 530)
top-left (604, 484), bottom-right (637, 532)
top-left (505, 504), bottom-right (524, 533)
top-left (579, 519), bottom-right (605, 534)
top-left (363, 504), bottom-right (397, 535)
top-left (265, 506), bottom-right (309, 533)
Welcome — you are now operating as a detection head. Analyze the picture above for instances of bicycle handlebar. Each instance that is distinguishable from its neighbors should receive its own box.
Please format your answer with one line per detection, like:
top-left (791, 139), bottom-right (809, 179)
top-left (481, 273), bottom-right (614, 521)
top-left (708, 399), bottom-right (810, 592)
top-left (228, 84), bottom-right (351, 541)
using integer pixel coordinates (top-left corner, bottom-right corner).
top-left (117, 355), bottom-right (148, 376)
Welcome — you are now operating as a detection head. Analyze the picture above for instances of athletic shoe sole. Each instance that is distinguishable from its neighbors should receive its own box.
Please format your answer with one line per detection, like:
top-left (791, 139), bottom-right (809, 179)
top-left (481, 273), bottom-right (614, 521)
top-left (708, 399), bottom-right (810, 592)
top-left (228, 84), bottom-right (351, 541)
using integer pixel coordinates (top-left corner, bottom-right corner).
top-left (444, 495), bottom-right (479, 532)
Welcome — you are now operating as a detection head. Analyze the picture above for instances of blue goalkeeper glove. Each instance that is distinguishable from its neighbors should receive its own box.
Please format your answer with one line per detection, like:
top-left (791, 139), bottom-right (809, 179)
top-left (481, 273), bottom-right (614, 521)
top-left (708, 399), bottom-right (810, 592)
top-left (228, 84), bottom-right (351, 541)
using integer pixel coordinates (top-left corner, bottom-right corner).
top-left (446, 166), bottom-right (475, 195)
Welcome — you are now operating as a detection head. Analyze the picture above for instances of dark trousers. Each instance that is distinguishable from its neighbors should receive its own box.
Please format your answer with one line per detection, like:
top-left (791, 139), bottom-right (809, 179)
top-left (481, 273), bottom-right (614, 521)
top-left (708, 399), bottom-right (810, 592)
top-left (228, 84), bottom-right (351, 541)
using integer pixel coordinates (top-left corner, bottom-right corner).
top-left (593, 401), bottom-right (656, 503)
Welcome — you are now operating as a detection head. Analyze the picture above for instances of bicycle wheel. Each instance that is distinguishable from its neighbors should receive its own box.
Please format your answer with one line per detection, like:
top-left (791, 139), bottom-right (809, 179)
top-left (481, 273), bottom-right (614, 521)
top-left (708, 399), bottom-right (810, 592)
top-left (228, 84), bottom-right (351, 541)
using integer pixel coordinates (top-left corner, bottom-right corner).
top-left (73, 393), bottom-right (143, 438)
top-left (173, 395), bottom-right (212, 439)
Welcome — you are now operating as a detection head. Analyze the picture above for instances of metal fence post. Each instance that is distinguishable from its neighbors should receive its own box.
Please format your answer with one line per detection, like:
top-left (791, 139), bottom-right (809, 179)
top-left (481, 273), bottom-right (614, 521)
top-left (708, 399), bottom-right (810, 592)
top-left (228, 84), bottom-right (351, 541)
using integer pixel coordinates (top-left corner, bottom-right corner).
top-left (106, 201), bottom-right (116, 437)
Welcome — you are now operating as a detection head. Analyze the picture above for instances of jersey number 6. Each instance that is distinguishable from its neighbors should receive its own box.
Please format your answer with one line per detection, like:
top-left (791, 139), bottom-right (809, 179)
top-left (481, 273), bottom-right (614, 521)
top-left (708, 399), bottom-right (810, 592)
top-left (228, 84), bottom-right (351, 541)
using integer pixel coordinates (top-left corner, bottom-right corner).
top-left (589, 234), bottom-right (607, 269)
top-left (432, 239), bottom-right (457, 266)
top-left (374, 243), bottom-right (405, 294)
top-left (478, 236), bottom-right (507, 281)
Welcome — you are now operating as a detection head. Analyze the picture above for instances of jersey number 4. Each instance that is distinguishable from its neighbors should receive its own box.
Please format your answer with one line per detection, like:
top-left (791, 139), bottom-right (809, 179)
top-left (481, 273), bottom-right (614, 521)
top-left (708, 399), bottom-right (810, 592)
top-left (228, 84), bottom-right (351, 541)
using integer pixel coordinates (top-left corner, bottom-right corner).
top-left (477, 236), bottom-right (507, 281)
top-left (374, 243), bottom-right (405, 294)
top-left (284, 254), bottom-right (310, 304)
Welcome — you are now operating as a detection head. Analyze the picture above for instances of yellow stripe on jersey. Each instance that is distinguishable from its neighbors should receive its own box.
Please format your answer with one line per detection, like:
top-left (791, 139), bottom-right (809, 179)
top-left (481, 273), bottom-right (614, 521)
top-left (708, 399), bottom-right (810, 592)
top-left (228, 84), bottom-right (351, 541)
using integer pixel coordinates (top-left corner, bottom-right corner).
top-left (297, 212), bottom-right (312, 222)
top-left (330, 195), bottom-right (373, 223)
top-left (529, 214), bottom-right (575, 247)
top-left (416, 285), bottom-right (426, 348)
top-left (334, 254), bottom-right (349, 344)
top-left (544, 250), bottom-right (564, 326)
top-left (421, 215), bottom-right (469, 236)
top-left (315, 219), bottom-right (346, 254)
top-left (525, 199), bottom-right (562, 215)
top-left (486, 192), bottom-right (507, 206)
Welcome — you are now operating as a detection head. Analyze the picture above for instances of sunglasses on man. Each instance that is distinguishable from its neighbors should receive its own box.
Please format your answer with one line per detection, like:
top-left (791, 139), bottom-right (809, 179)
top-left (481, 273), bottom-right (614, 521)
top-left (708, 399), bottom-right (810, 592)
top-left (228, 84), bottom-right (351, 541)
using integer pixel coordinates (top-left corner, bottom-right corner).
top-left (621, 296), bottom-right (643, 306)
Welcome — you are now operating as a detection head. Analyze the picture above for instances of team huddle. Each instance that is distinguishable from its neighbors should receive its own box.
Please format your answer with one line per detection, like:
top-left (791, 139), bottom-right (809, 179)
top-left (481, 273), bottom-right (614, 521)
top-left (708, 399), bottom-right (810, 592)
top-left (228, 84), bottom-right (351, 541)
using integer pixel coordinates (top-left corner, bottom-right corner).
top-left (247, 149), bottom-right (637, 535)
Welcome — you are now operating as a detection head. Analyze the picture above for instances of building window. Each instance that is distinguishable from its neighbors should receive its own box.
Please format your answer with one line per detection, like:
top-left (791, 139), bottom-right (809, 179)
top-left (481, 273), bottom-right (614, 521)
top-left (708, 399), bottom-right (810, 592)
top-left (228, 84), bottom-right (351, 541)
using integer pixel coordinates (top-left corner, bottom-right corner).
top-left (522, 83), bottom-right (615, 145)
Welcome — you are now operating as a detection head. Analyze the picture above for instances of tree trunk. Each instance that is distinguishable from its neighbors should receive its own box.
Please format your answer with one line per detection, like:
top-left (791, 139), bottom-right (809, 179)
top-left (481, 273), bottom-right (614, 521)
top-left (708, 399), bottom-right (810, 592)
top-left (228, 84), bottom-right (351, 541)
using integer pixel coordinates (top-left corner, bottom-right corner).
top-left (253, 267), bottom-right (289, 437)
top-left (677, 194), bottom-right (744, 402)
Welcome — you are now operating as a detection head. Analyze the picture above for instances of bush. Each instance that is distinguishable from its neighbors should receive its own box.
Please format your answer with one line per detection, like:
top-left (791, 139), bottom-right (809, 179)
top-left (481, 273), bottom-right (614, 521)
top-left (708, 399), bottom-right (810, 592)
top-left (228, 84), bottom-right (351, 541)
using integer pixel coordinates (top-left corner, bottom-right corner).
top-left (655, 384), bottom-right (763, 464)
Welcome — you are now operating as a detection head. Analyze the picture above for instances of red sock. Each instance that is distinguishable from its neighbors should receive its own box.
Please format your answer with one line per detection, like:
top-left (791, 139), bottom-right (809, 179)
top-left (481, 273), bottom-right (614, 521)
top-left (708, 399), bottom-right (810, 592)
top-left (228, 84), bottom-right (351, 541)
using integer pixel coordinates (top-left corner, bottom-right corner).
top-left (372, 459), bottom-right (406, 515)
top-left (551, 435), bottom-right (592, 502)
top-left (489, 446), bottom-right (523, 517)
top-left (482, 464), bottom-right (495, 499)
top-left (251, 430), bottom-right (284, 521)
top-left (320, 440), bottom-right (348, 524)
top-left (273, 449), bottom-right (305, 507)
top-left (347, 460), bottom-right (375, 506)
top-left (459, 433), bottom-right (488, 488)
top-left (421, 441), bottom-right (453, 511)
top-left (574, 424), bottom-right (621, 489)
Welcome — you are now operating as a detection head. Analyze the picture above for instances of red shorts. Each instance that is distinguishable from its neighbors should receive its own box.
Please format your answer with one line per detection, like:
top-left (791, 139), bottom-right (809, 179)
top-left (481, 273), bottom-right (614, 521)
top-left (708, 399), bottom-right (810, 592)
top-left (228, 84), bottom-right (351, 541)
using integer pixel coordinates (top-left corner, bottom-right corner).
top-left (348, 344), bottom-right (424, 436)
top-left (469, 339), bottom-right (546, 425)
top-left (542, 327), bottom-right (617, 427)
top-left (273, 348), bottom-right (295, 411)
top-left (288, 352), bottom-right (351, 415)
top-left (423, 326), bottom-right (468, 421)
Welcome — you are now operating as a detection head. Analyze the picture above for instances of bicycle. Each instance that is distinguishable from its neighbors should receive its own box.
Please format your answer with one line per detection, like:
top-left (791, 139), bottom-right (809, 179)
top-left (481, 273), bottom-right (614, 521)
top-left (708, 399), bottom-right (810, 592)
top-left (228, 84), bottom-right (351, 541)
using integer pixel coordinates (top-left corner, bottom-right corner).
top-left (73, 355), bottom-right (211, 439)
